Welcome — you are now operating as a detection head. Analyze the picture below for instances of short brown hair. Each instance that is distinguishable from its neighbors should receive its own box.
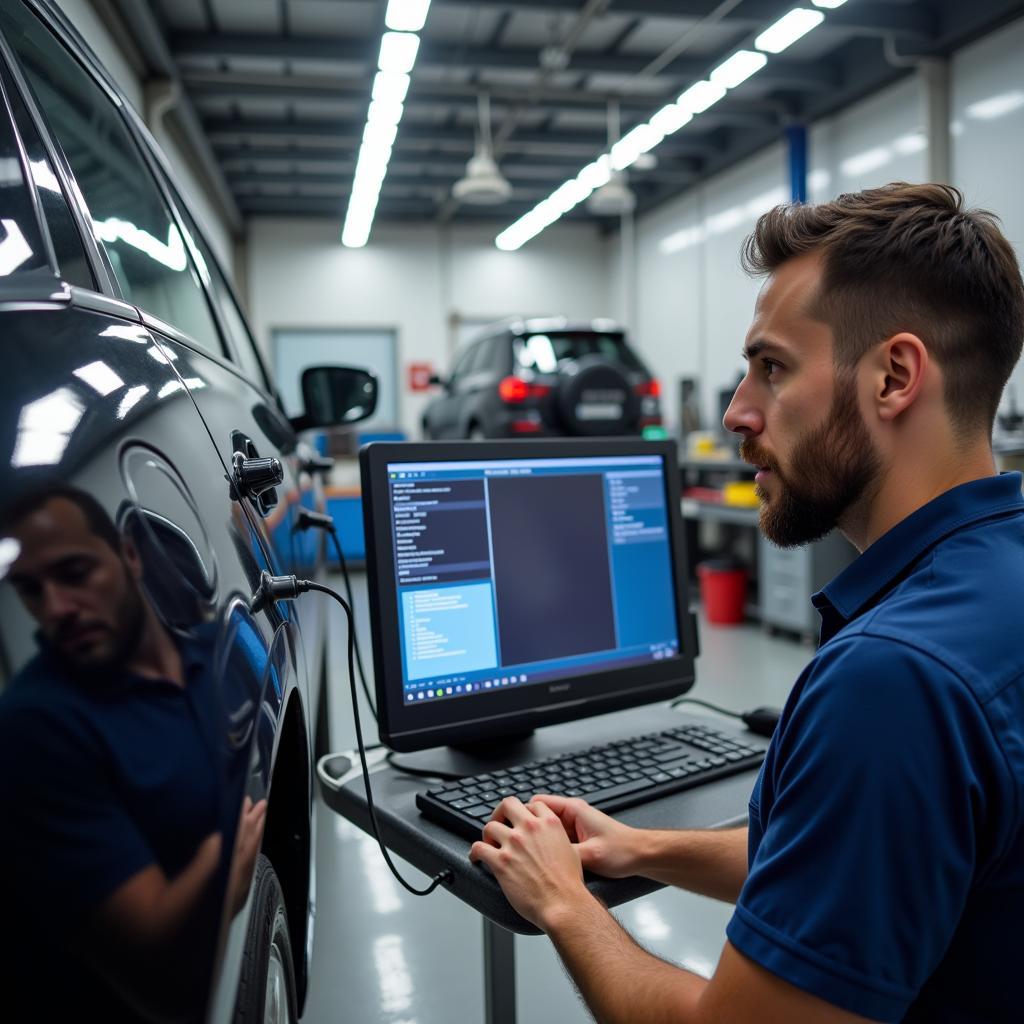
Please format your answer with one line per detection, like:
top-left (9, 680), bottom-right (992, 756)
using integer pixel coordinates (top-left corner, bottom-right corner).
top-left (742, 182), bottom-right (1024, 434)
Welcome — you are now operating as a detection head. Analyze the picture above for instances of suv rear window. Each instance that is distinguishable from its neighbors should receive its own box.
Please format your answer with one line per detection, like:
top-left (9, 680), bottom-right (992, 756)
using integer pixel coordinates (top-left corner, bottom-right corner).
top-left (513, 332), bottom-right (644, 374)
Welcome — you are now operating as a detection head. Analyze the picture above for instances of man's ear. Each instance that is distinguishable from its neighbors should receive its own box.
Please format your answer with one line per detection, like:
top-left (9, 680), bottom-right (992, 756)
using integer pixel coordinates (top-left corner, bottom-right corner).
top-left (871, 333), bottom-right (928, 422)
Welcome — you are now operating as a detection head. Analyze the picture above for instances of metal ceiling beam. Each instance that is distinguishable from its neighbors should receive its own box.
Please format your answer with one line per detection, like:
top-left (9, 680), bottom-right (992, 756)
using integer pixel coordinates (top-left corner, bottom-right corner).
top-left (170, 31), bottom-right (850, 84)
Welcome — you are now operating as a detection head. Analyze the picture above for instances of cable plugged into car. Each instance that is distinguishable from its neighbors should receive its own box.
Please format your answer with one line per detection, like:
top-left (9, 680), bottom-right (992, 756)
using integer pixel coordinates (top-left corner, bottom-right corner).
top-left (250, 569), bottom-right (454, 897)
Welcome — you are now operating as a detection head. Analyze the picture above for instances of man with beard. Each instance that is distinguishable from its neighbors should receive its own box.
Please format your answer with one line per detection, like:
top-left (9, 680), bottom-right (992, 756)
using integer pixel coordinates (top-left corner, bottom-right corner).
top-left (470, 183), bottom-right (1024, 1023)
top-left (0, 486), bottom-right (265, 1021)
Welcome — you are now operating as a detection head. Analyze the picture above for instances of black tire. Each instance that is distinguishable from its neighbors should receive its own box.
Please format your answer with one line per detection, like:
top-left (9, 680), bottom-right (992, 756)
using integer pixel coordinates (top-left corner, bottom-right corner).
top-left (234, 854), bottom-right (298, 1024)
top-left (555, 357), bottom-right (639, 435)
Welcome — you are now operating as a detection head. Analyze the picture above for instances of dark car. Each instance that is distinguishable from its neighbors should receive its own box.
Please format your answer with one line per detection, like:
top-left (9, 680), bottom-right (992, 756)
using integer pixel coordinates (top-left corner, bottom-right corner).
top-left (421, 317), bottom-right (663, 439)
top-left (0, 3), bottom-right (374, 1020)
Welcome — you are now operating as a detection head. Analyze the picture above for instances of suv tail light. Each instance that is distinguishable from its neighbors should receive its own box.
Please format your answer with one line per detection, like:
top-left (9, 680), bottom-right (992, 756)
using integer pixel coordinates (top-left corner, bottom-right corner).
top-left (634, 379), bottom-right (661, 398)
top-left (498, 376), bottom-right (551, 403)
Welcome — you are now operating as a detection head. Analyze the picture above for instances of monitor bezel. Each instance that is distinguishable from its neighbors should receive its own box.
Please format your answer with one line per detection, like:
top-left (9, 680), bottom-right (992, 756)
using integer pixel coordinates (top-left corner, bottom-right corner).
top-left (360, 438), bottom-right (698, 753)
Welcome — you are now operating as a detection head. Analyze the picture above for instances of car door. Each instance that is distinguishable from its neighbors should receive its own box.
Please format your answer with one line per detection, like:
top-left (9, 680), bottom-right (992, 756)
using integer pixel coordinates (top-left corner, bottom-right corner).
top-left (0, 4), bottom-right (310, 1019)
top-left (432, 340), bottom-right (480, 438)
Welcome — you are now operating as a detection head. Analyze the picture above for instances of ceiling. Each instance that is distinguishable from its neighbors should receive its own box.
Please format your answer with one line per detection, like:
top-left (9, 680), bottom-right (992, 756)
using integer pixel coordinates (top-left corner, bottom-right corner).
top-left (101, 0), bottom-right (1024, 229)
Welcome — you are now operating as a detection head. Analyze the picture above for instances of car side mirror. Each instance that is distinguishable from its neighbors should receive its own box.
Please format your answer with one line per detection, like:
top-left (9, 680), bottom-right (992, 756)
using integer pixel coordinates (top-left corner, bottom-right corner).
top-left (427, 372), bottom-right (446, 388)
top-left (290, 366), bottom-right (378, 431)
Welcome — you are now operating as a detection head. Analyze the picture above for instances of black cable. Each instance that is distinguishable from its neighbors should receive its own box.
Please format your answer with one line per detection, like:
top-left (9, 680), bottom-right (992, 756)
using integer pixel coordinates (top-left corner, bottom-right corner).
top-left (304, 580), bottom-right (453, 897)
top-left (669, 696), bottom-right (743, 718)
top-left (325, 526), bottom-right (377, 722)
top-left (385, 751), bottom-right (464, 782)
top-left (293, 508), bottom-right (378, 722)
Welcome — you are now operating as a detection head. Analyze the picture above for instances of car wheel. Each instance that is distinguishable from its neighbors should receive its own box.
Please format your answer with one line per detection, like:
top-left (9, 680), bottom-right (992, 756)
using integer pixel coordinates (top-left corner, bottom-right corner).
top-left (234, 854), bottom-right (298, 1024)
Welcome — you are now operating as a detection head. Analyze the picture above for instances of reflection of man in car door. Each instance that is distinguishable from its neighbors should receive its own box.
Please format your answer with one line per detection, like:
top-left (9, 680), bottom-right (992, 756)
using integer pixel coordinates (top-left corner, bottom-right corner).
top-left (0, 486), bottom-right (265, 1020)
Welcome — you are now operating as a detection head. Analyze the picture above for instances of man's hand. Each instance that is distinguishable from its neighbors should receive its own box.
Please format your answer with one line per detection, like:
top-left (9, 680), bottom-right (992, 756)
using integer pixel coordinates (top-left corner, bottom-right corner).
top-left (469, 796), bottom-right (591, 930)
top-left (529, 793), bottom-right (642, 878)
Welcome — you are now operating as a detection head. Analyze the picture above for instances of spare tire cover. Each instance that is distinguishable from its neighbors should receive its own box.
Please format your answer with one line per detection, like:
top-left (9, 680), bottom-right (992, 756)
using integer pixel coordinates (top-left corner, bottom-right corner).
top-left (556, 358), bottom-right (640, 435)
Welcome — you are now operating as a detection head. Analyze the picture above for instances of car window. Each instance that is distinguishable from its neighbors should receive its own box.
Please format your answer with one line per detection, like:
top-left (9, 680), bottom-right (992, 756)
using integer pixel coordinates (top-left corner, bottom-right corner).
top-left (448, 343), bottom-right (477, 382)
top-left (171, 192), bottom-right (270, 391)
top-left (0, 63), bottom-right (92, 289)
top-left (514, 332), bottom-right (644, 373)
top-left (0, 67), bottom-right (48, 278)
top-left (0, 4), bottom-right (225, 358)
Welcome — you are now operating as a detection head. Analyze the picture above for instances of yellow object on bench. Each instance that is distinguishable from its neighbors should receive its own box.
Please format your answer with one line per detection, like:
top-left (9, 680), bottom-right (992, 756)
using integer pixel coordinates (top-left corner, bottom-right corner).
top-left (722, 480), bottom-right (760, 508)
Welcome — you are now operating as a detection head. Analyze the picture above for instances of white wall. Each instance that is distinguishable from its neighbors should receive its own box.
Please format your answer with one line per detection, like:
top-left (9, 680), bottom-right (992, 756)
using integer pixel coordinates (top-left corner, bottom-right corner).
top-left (245, 219), bottom-right (612, 435)
top-left (620, 71), bottom-right (931, 432)
top-left (55, 0), bottom-right (236, 273)
top-left (951, 14), bottom-right (1024, 413)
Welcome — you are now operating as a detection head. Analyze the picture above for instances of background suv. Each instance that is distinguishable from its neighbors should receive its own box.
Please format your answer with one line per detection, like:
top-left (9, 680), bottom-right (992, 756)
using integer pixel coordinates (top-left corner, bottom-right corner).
top-left (0, 2), bottom-right (373, 1020)
top-left (422, 318), bottom-right (662, 439)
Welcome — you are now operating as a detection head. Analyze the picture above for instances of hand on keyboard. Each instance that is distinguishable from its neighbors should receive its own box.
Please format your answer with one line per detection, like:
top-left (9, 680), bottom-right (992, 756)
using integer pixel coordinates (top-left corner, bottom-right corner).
top-left (470, 796), bottom-right (589, 931)
top-left (515, 794), bottom-right (640, 879)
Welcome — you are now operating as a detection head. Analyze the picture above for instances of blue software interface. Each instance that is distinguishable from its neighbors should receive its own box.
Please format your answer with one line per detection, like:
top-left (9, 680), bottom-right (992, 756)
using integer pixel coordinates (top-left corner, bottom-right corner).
top-left (386, 454), bottom-right (680, 707)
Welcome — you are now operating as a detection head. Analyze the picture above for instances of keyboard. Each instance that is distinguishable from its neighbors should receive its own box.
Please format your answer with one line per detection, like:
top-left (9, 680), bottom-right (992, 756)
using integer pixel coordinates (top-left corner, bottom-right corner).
top-left (417, 721), bottom-right (768, 841)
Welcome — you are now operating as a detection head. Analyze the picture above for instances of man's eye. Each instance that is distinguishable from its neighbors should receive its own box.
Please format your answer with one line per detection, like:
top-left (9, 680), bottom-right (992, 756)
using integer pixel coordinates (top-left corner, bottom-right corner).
top-left (763, 358), bottom-right (781, 379)
top-left (56, 560), bottom-right (93, 584)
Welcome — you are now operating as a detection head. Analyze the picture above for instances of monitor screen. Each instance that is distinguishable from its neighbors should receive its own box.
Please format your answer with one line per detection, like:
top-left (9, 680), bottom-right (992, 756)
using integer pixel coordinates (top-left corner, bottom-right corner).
top-left (360, 439), bottom-right (697, 752)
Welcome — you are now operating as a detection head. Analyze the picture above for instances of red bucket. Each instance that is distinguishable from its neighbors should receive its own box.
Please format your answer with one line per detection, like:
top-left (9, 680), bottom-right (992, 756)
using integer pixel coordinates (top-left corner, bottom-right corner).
top-left (697, 561), bottom-right (748, 625)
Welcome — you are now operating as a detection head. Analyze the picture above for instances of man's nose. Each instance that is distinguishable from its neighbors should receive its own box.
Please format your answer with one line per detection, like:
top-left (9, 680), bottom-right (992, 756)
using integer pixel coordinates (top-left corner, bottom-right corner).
top-left (40, 582), bottom-right (80, 623)
top-left (723, 376), bottom-right (763, 438)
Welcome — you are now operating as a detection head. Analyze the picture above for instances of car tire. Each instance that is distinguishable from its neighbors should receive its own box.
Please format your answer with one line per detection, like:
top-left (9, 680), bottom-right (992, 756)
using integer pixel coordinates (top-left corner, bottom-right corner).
top-left (234, 854), bottom-right (298, 1024)
top-left (555, 358), bottom-right (638, 435)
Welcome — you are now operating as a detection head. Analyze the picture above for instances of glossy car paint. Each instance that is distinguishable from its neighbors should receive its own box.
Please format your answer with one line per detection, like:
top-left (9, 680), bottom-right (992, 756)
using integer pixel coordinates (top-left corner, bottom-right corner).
top-left (0, 2), bottom-right (339, 1018)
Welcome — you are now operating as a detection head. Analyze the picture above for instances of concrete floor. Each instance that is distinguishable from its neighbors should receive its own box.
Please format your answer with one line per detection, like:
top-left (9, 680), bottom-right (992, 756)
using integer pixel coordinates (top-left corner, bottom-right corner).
top-left (303, 570), bottom-right (814, 1024)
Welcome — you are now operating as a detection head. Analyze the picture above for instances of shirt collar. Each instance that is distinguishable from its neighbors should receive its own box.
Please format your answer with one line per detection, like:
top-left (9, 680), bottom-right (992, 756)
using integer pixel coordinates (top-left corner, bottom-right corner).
top-left (813, 472), bottom-right (1023, 641)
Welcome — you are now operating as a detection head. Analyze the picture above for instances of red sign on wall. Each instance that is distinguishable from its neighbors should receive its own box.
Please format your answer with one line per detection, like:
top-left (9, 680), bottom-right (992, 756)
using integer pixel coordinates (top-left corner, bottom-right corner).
top-left (407, 362), bottom-right (435, 391)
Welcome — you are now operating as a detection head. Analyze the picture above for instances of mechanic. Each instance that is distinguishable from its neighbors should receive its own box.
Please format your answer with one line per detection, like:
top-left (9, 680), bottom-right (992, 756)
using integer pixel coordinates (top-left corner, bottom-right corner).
top-left (0, 486), bottom-right (266, 1020)
top-left (470, 183), bottom-right (1024, 1023)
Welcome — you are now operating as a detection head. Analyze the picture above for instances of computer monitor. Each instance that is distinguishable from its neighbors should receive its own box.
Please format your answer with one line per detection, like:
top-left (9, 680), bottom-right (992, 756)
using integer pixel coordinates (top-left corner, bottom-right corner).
top-left (359, 439), bottom-right (697, 753)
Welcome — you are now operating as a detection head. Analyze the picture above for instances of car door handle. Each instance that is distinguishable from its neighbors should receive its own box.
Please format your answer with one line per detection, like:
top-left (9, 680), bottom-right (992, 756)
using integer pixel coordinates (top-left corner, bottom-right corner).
top-left (232, 451), bottom-right (283, 500)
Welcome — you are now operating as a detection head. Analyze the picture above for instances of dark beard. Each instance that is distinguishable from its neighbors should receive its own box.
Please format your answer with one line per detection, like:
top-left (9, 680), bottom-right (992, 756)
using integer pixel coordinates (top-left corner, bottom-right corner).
top-left (741, 379), bottom-right (880, 548)
top-left (52, 575), bottom-right (147, 678)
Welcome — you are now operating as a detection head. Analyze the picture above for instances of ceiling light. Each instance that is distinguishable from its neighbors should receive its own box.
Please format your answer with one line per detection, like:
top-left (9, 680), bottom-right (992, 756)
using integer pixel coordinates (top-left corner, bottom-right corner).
top-left (378, 32), bottom-right (420, 74)
top-left (452, 94), bottom-right (512, 204)
top-left (710, 50), bottom-right (768, 89)
top-left (372, 71), bottom-right (410, 104)
top-left (577, 156), bottom-right (611, 191)
top-left (678, 80), bottom-right (726, 115)
top-left (385, 0), bottom-right (431, 32)
top-left (363, 120), bottom-right (398, 148)
top-left (649, 103), bottom-right (692, 136)
top-left (755, 9), bottom-right (824, 54)
top-left (610, 123), bottom-right (663, 170)
top-left (587, 171), bottom-right (635, 216)
top-left (367, 98), bottom-right (404, 126)
top-left (812, 0), bottom-right (846, 8)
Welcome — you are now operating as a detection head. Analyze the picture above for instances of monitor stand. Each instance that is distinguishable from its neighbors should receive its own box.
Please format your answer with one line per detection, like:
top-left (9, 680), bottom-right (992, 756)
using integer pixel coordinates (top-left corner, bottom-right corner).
top-left (389, 731), bottom-right (538, 778)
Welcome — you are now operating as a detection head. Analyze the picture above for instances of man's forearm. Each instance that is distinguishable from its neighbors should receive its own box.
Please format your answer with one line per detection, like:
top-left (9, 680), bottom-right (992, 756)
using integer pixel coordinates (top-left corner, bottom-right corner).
top-left (630, 826), bottom-right (748, 903)
top-left (545, 890), bottom-right (707, 1024)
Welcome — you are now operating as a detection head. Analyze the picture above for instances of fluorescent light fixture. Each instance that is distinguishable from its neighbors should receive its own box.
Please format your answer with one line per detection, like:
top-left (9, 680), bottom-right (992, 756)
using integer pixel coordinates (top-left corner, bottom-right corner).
top-left (577, 156), bottom-right (611, 190)
top-left (372, 71), bottom-right (410, 104)
top-left (367, 98), bottom-right (404, 126)
top-left (710, 50), bottom-right (767, 89)
top-left (649, 103), bottom-right (693, 136)
top-left (342, 222), bottom-right (371, 248)
top-left (678, 80), bottom-right (726, 114)
top-left (611, 123), bottom-right (662, 170)
top-left (378, 31), bottom-right (420, 74)
top-left (363, 120), bottom-right (398, 149)
top-left (755, 8), bottom-right (824, 53)
top-left (812, 0), bottom-right (846, 8)
top-left (385, 0), bottom-right (431, 32)
top-left (966, 90), bottom-right (1024, 121)
top-left (73, 360), bottom-right (124, 396)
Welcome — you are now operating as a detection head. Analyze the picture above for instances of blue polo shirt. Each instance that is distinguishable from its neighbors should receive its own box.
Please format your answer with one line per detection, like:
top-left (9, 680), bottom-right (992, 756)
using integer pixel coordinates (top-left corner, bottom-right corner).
top-left (0, 631), bottom-right (226, 1018)
top-left (726, 473), bottom-right (1024, 1023)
